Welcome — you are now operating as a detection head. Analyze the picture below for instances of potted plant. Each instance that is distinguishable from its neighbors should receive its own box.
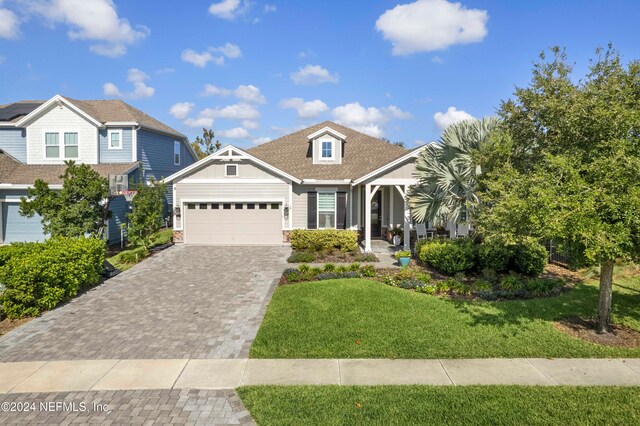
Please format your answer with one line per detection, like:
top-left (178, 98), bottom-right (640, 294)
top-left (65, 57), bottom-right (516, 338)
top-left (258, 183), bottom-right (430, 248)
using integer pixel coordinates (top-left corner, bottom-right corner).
top-left (391, 227), bottom-right (402, 246)
top-left (394, 250), bottom-right (412, 267)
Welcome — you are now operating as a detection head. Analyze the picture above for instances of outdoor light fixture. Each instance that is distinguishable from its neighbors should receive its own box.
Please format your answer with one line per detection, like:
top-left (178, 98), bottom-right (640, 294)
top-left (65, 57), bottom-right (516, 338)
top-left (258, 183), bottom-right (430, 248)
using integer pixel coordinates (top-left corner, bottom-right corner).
top-left (283, 204), bottom-right (289, 219)
top-left (174, 206), bottom-right (181, 217)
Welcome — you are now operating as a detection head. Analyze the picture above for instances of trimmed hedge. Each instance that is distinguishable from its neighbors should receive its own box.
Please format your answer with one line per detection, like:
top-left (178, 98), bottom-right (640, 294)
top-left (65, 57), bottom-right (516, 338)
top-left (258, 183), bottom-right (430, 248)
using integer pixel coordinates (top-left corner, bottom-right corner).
top-left (290, 229), bottom-right (358, 252)
top-left (418, 239), bottom-right (477, 276)
top-left (512, 237), bottom-right (548, 276)
top-left (478, 239), bottom-right (512, 272)
top-left (0, 237), bottom-right (106, 319)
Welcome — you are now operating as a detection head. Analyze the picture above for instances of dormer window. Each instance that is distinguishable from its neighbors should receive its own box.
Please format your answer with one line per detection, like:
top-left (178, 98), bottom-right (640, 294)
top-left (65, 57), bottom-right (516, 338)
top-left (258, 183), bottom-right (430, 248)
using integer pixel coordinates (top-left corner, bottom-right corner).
top-left (321, 141), bottom-right (333, 159)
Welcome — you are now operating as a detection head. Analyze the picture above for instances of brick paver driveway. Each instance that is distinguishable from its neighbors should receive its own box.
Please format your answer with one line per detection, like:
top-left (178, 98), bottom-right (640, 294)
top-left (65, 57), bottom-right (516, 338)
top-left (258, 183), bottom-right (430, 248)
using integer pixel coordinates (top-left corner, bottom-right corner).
top-left (0, 245), bottom-right (289, 362)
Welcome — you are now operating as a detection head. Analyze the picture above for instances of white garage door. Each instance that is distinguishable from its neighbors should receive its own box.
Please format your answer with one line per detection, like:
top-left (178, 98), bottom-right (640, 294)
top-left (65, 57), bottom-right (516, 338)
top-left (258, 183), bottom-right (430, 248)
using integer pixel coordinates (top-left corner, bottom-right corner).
top-left (184, 202), bottom-right (283, 245)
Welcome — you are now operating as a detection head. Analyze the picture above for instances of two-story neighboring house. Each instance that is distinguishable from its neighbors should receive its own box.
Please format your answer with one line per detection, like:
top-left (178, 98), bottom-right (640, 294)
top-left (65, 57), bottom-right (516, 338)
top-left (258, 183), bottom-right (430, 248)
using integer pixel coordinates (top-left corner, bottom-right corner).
top-left (0, 94), bottom-right (197, 244)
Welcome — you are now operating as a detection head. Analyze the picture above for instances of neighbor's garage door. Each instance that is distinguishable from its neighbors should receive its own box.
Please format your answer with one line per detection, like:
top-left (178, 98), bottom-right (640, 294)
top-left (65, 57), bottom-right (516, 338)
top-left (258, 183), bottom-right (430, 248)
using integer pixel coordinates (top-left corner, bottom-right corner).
top-left (2, 202), bottom-right (46, 243)
top-left (184, 202), bottom-right (282, 245)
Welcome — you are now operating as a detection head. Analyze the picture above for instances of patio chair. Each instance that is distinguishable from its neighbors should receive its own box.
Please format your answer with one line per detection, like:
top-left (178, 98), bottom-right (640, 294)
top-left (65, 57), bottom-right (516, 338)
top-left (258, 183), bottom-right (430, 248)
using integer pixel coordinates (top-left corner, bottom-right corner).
top-left (416, 223), bottom-right (428, 241)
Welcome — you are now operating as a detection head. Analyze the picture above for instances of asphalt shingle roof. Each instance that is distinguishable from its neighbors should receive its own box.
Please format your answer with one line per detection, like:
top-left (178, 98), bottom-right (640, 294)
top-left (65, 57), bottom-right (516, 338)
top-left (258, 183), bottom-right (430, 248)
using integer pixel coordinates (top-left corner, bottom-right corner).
top-left (0, 151), bottom-right (137, 185)
top-left (247, 121), bottom-right (409, 181)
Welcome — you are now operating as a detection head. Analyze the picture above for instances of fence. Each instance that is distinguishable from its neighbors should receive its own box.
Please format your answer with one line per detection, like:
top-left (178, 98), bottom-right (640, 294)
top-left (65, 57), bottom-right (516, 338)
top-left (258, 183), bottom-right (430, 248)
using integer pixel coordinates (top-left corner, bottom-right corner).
top-left (545, 239), bottom-right (573, 266)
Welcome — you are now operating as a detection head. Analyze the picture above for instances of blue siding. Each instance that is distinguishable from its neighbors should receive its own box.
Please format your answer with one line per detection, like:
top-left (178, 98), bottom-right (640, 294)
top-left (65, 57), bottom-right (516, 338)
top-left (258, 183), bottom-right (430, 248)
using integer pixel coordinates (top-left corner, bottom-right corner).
top-left (107, 195), bottom-right (130, 244)
top-left (2, 202), bottom-right (46, 243)
top-left (137, 129), bottom-right (195, 215)
top-left (0, 128), bottom-right (27, 163)
top-left (99, 127), bottom-right (133, 163)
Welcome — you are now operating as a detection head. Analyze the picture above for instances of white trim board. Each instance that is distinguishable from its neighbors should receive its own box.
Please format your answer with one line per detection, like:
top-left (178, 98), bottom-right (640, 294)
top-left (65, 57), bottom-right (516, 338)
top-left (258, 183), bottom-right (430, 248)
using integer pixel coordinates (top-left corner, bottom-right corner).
top-left (14, 95), bottom-right (101, 127)
top-left (352, 145), bottom-right (428, 185)
top-left (180, 178), bottom-right (285, 184)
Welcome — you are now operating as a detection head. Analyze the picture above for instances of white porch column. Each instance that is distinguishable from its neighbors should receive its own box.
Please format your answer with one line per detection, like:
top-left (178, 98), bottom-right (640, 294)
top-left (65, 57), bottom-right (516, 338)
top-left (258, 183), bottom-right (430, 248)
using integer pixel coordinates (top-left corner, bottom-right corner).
top-left (365, 183), bottom-right (372, 252)
top-left (389, 187), bottom-right (394, 228)
top-left (403, 184), bottom-right (411, 251)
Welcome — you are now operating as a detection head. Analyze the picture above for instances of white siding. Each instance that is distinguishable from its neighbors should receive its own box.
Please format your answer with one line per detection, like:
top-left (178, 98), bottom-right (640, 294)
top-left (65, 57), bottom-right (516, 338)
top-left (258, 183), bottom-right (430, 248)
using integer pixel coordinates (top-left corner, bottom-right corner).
top-left (26, 104), bottom-right (98, 164)
top-left (188, 160), bottom-right (276, 179)
top-left (312, 135), bottom-right (342, 165)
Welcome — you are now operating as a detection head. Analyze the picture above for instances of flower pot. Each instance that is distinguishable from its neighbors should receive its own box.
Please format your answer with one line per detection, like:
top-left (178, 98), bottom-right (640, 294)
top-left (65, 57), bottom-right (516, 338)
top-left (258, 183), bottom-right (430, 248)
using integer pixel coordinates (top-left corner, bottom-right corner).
top-left (392, 235), bottom-right (401, 246)
top-left (398, 256), bottom-right (410, 267)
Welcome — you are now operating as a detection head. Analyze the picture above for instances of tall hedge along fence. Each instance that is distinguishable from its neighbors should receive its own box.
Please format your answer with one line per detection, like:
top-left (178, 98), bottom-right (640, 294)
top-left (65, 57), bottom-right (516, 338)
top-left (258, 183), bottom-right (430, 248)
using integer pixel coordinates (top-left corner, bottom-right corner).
top-left (0, 237), bottom-right (106, 319)
top-left (290, 229), bottom-right (359, 252)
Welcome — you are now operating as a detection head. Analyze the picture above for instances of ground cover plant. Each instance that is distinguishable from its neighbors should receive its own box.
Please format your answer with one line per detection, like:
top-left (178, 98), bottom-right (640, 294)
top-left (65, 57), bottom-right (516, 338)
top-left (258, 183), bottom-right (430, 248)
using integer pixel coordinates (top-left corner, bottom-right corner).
top-left (238, 385), bottom-right (640, 426)
top-left (107, 228), bottom-right (173, 271)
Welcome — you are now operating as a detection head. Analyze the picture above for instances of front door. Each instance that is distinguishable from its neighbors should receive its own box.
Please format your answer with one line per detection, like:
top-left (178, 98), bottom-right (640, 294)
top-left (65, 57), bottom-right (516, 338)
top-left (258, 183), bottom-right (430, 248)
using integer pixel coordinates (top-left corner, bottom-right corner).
top-left (370, 191), bottom-right (382, 238)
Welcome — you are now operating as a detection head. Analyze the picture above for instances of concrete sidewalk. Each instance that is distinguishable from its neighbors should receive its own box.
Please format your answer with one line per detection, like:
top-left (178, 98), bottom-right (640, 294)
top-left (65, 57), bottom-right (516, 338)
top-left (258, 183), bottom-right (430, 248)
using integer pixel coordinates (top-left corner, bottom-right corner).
top-left (1, 358), bottom-right (640, 393)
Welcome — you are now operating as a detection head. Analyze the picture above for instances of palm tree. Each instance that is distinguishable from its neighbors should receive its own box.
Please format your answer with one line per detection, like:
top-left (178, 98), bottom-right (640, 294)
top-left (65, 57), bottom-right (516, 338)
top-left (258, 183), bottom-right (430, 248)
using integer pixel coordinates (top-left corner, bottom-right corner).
top-left (409, 117), bottom-right (501, 225)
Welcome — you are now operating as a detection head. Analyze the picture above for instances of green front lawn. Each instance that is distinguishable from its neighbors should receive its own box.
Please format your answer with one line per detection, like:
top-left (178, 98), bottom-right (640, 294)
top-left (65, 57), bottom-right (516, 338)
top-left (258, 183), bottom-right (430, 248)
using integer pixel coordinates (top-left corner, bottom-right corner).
top-left (107, 228), bottom-right (173, 271)
top-left (238, 385), bottom-right (640, 426)
top-left (250, 269), bottom-right (640, 358)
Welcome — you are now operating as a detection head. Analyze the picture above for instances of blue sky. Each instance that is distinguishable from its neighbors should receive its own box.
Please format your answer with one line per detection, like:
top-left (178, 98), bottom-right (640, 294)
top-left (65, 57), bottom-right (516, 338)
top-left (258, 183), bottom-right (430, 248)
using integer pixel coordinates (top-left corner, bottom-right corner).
top-left (1, 0), bottom-right (640, 148)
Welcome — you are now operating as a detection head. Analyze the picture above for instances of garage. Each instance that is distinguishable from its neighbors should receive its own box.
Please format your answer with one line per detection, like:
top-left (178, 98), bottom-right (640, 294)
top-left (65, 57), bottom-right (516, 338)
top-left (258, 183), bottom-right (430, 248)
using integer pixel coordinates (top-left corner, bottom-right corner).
top-left (2, 202), bottom-right (46, 243)
top-left (184, 202), bottom-right (283, 245)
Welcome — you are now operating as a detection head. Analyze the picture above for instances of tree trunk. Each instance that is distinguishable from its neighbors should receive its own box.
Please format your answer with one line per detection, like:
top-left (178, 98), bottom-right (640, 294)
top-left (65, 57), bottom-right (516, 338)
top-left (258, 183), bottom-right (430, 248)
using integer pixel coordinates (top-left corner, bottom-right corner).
top-left (596, 259), bottom-right (615, 334)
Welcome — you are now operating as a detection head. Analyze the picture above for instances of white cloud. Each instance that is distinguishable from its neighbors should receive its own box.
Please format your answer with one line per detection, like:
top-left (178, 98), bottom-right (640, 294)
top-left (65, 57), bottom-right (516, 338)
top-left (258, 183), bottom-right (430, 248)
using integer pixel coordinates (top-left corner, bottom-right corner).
top-left (169, 102), bottom-right (195, 120)
top-left (26, 0), bottom-right (149, 57)
top-left (279, 97), bottom-right (329, 119)
top-left (211, 42), bottom-right (242, 58)
top-left (181, 49), bottom-right (219, 68)
top-left (433, 106), bottom-right (474, 130)
top-left (241, 120), bottom-right (259, 129)
top-left (156, 67), bottom-right (176, 74)
top-left (208, 0), bottom-right (250, 20)
top-left (184, 117), bottom-right (214, 128)
top-left (252, 136), bottom-right (271, 145)
top-left (290, 64), bottom-right (339, 85)
top-left (201, 84), bottom-right (232, 96)
top-left (0, 8), bottom-right (19, 39)
top-left (332, 102), bottom-right (412, 137)
top-left (103, 68), bottom-right (155, 99)
top-left (201, 103), bottom-right (260, 120)
top-left (234, 84), bottom-right (265, 104)
top-left (218, 127), bottom-right (250, 139)
top-left (181, 43), bottom-right (241, 67)
top-left (375, 0), bottom-right (488, 55)
top-left (264, 4), bottom-right (277, 13)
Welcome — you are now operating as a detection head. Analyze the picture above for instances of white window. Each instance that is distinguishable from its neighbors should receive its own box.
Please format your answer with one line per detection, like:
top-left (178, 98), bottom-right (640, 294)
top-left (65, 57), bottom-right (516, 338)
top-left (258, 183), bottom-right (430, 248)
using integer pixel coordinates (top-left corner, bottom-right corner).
top-left (64, 132), bottom-right (78, 158)
top-left (321, 140), bottom-right (333, 159)
top-left (108, 130), bottom-right (122, 149)
top-left (318, 192), bottom-right (336, 229)
top-left (174, 141), bottom-right (181, 165)
top-left (225, 164), bottom-right (238, 177)
top-left (45, 132), bottom-right (60, 158)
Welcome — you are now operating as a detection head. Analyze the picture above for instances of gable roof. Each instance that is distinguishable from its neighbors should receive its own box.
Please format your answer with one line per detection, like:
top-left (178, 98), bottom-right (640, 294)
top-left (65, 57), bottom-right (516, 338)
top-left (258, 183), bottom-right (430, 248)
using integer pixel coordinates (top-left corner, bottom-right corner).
top-left (248, 121), bottom-right (409, 181)
top-left (0, 151), bottom-right (137, 186)
top-left (4, 95), bottom-right (186, 139)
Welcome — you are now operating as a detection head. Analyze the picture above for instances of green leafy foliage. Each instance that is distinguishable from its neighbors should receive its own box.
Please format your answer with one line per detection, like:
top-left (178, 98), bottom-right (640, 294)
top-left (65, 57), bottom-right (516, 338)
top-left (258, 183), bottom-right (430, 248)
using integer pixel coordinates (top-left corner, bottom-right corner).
top-left (478, 238), bottom-right (512, 272)
top-left (287, 251), bottom-right (316, 263)
top-left (191, 128), bottom-right (221, 159)
top-left (127, 179), bottom-right (167, 250)
top-left (418, 239), bottom-right (476, 275)
top-left (512, 237), bottom-right (548, 276)
top-left (394, 250), bottom-right (412, 259)
top-left (19, 161), bottom-right (110, 238)
top-left (0, 237), bottom-right (106, 319)
top-left (499, 273), bottom-right (525, 291)
top-left (117, 247), bottom-right (149, 265)
top-left (290, 229), bottom-right (358, 253)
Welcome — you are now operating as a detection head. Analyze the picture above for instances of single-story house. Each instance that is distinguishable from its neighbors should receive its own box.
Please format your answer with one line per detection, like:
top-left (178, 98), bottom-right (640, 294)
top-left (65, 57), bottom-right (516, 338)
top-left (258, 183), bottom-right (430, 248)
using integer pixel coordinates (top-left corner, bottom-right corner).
top-left (164, 121), bottom-right (468, 251)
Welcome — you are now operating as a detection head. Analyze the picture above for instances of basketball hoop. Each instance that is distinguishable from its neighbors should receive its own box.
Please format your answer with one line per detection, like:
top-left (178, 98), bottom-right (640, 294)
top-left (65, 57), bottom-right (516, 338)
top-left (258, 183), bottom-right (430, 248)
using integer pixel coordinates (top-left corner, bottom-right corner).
top-left (120, 190), bottom-right (137, 202)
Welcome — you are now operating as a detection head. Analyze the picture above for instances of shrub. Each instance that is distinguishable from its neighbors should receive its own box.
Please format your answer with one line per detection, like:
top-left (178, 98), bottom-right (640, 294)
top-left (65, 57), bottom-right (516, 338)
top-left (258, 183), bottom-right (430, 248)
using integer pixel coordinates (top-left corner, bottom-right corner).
top-left (360, 265), bottom-right (377, 277)
top-left (117, 247), bottom-right (149, 264)
top-left (394, 250), bottom-right (412, 259)
top-left (481, 268), bottom-right (499, 283)
top-left (415, 284), bottom-right (437, 295)
top-left (0, 237), bottom-right (105, 319)
top-left (512, 237), bottom-right (548, 276)
top-left (448, 279), bottom-right (471, 296)
top-left (435, 280), bottom-right (451, 293)
top-left (414, 239), bottom-right (429, 258)
top-left (310, 267), bottom-right (323, 276)
top-left (526, 277), bottom-right (564, 296)
top-left (398, 279), bottom-right (423, 289)
top-left (499, 273), bottom-right (525, 291)
top-left (348, 263), bottom-right (361, 272)
top-left (336, 265), bottom-right (349, 273)
top-left (323, 263), bottom-right (336, 272)
top-left (283, 268), bottom-right (301, 282)
top-left (415, 272), bottom-right (432, 285)
top-left (0, 243), bottom-right (43, 268)
top-left (418, 239), bottom-right (476, 276)
top-left (353, 252), bottom-right (379, 262)
top-left (287, 250), bottom-right (316, 263)
top-left (290, 229), bottom-right (358, 252)
top-left (478, 239), bottom-right (512, 272)
top-left (298, 264), bottom-right (311, 273)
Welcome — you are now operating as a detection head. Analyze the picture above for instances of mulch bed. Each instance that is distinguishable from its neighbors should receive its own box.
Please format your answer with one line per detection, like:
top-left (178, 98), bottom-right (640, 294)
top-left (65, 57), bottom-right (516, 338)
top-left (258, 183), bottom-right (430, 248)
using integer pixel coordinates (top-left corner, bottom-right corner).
top-left (0, 317), bottom-right (33, 337)
top-left (554, 317), bottom-right (640, 348)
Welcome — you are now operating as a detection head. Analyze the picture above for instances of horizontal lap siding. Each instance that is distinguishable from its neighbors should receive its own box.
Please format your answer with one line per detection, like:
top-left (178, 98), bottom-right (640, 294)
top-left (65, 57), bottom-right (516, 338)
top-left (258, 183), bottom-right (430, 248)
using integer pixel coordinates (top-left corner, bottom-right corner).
top-left (291, 184), bottom-right (352, 229)
top-left (99, 128), bottom-right (133, 163)
top-left (0, 128), bottom-right (27, 162)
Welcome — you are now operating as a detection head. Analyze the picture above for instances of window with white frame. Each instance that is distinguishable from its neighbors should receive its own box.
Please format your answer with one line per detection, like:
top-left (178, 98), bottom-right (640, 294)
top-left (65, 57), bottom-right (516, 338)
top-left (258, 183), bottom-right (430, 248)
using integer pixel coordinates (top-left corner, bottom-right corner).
top-left (225, 164), bottom-right (238, 177)
top-left (174, 141), bottom-right (181, 165)
top-left (45, 132), bottom-right (60, 158)
top-left (318, 192), bottom-right (336, 229)
top-left (64, 132), bottom-right (78, 158)
top-left (108, 130), bottom-right (122, 149)
top-left (321, 140), bottom-right (333, 159)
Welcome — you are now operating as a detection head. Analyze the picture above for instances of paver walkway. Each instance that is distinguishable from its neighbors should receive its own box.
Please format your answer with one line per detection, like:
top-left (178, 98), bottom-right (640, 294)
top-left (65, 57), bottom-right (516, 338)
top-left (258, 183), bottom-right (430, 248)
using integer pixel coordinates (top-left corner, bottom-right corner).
top-left (0, 245), bottom-right (289, 362)
top-left (1, 358), bottom-right (639, 394)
